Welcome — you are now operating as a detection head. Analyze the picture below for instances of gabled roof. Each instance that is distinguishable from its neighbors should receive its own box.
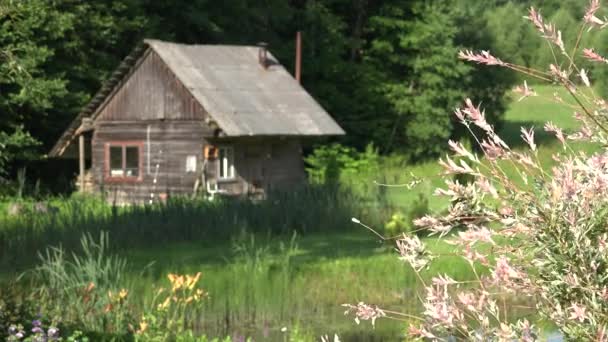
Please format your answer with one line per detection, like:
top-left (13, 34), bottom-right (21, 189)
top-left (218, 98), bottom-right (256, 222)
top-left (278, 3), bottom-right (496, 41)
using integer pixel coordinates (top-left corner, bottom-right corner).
top-left (49, 39), bottom-right (344, 157)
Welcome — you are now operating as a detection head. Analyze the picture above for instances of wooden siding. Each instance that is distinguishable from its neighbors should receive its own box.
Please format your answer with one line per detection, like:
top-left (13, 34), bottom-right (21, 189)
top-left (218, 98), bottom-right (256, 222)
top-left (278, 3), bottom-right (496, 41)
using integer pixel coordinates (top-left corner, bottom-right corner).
top-left (89, 128), bottom-right (306, 204)
top-left (96, 50), bottom-right (207, 122)
top-left (207, 138), bottom-right (306, 196)
top-left (91, 121), bottom-right (208, 204)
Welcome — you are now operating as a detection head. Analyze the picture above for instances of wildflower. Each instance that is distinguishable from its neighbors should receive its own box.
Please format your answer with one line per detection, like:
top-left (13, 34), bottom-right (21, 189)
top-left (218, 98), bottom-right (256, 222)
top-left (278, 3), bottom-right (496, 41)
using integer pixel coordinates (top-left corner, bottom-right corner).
top-left (513, 81), bottom-right (537, 101)
top-left (520, 127), bottom-right (536, 151)
top-left (158, 296), bottom-right (171, 310)
top-left (580, 69), bottom-right (591, 87)
top-left (549, 64), bottom-right (568, 80)
top-left (448, 139), bottom-right (476, 161)
top-left (584, 0), bottom-right (605, 28)
top-left (481, 139), bottom-right (506, 160)
top-left (119, 288), bottom-right (128, 300)
top-left (492, 256), bottom-right (521, 284)
top-left (137, 320), bottom-right (148, 334)
top-left (495, 323), bottom-right (515, 341)
top-left (342, 302), bottom-right (386, 327)
top-left (527, 7), bottom-right (565, 52)
top-left (395, 234), bottom-right (431, 270)
top-left (408, 325), bottom-right (436, 339)
top-left (432, 274), bottom-right (457, 287)
top-left (583, 48), bottom-right (608, 63)
top-left (47, 327), bottom-right (59, 338)
top-left (439, 156), bottom-right (476, 175)
top-left (476, 177), bottom-right (498, 198)
top-left (544, 122), bottom-right (566, 144)
top-left (457, 226), bottom-right (495, 245)
top-left (185, 272), bottom-right (201, 290)
top-left (458, 50), bottom-right (506, 66)
top-left (568, 303), bottom-right (587, 322)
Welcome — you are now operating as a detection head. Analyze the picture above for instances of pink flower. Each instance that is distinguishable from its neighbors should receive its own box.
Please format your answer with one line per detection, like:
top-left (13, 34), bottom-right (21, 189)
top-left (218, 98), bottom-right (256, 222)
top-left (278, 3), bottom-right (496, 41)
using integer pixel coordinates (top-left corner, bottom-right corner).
top-left (549, 64), bottom-right (568, 79)
top-left (457, 226), bottom-right (495, 245)
top-left (432, 274), bottom-right (457, 287)
top-left (568, 303), bottom-right (587, 322)
top-left (408, 325), bottom-right (436, 339)
top-left (455, 99), bottom-right (493, 132)
top-left (481, 139), bottom-right (506, 160)
top-left (527, 7), bottom-right (565, 52)
top-left (459, 50), bottom-right (506, 66)
top-left (342, 302), bottom-right (386, 327)
top-left (439, 156), bottom-right (476, 175)
top-left (448, 140), bottom-right (476, 161)
top-left (544, 122), bottom-right (566, 144)
top-left (583, 48), bottom-right (608, 63)
top-left (476, 177), bottom-right (498, 198)
top-left (513, 81), bottom-right (537, 101)
top-left (584, 0), bottom-right (604, 27)
top-left (492, 256), bottom-right (521, 284)
top-left (520, 127), bottom-right (536, 151)
top-left (395, 234), bottom-right (430, 270)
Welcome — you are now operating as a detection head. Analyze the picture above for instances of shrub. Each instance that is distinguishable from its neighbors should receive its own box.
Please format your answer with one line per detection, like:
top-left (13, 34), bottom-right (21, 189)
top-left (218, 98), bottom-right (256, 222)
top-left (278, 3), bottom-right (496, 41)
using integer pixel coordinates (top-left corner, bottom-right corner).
top-left (304, 143), bottom-right (380, 189)
top-left (346, 2), bottom-right (608, 341)
top-left (384, 193), bottom-right (429, 237)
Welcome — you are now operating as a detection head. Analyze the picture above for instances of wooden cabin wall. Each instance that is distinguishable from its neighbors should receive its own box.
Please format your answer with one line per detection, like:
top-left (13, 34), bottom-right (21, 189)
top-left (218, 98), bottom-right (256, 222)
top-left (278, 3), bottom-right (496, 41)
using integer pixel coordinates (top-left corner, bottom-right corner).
top-left (209, 138), bottom-right (306, 196)
top-left (91, 121), bottom-right (211, 204)
top-left (96, 50), bottom-right (207, 122)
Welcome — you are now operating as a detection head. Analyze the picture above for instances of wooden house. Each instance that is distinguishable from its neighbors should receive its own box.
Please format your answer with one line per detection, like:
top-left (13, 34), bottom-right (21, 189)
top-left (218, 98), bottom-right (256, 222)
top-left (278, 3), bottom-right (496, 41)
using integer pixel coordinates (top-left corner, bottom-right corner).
top-left (49, 39), bottom-right (344, 204)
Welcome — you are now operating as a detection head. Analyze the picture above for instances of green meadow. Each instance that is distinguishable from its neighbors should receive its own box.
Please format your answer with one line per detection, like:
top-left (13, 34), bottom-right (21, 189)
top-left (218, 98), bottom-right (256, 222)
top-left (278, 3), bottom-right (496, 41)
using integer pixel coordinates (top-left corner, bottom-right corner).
top-left (0, 85), bottom-right (590, 340)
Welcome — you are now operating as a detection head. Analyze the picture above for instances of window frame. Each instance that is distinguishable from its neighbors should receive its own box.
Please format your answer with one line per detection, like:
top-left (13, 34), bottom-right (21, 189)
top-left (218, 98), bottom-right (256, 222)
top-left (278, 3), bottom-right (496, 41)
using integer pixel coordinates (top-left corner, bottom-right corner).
top-left (217, 146), bottom-right (236, 181)
top-left (104, 141), bottom-right (144, 183)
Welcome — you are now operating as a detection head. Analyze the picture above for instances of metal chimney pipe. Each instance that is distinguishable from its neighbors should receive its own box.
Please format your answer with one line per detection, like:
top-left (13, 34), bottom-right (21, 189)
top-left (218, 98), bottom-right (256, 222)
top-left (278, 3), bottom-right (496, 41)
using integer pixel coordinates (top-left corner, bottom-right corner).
top-left (258, 42), bottom-right (269, 69)
top-left (295, 31), bottom-right (302, 83)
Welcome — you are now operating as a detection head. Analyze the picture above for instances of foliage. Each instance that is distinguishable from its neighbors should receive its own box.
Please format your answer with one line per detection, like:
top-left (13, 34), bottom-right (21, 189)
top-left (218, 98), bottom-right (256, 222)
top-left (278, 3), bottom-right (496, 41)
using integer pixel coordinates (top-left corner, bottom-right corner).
top-left (135, 272), bottom-right (207, 341)
top-left (32, 232), bottom-right (133, 335)
top-left (0, 282), bottom-right (34, 341)
top-left (0, 127), bottom-right (40, 179)
top-left (305, 143), bottom-right (380, 187)
top-left (6, 320), bottom-right (88, 342)
top-left (385, 194), bottom-right (430, 237)
top-left (346, 2), bottom-right (608, 340)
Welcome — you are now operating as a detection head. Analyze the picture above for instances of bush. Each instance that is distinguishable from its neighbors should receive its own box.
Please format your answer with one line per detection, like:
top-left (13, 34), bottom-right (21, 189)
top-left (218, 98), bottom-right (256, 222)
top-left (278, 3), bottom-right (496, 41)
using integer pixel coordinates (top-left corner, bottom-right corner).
top-left (384, 193), bottom-right (430, 237)
top-left (345, 3), bottom-right (608, 341)
top-left (304, 143), bottom-right (380, 189)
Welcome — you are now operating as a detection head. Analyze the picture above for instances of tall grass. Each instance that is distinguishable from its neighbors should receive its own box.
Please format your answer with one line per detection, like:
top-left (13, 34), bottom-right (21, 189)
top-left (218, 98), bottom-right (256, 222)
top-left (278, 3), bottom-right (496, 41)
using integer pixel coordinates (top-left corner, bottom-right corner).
top-left (0, 185), bottom-right (387, 269)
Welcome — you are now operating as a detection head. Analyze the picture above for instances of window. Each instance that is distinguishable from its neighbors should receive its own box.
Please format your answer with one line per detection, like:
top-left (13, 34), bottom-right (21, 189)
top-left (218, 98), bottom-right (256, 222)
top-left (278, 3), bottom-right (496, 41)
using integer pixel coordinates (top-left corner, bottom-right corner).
top-left (105, 142), bottom-right (143, 181)
top-left (218, 146), bottom-right (235, 179)
top-left (186, 155), bottom-right (197, 173)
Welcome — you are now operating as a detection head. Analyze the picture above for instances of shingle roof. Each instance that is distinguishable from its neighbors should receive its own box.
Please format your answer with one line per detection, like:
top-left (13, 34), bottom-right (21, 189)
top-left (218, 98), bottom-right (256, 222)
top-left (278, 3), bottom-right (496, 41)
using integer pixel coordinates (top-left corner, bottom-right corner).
top-left (49, 39), bottom-right (344, 157)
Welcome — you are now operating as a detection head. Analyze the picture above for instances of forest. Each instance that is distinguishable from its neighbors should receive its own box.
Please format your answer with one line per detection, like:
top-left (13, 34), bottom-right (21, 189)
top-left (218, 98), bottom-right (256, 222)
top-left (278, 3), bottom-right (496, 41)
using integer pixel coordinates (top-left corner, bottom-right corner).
top-left (2, 0), bottom-right (604, 186)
